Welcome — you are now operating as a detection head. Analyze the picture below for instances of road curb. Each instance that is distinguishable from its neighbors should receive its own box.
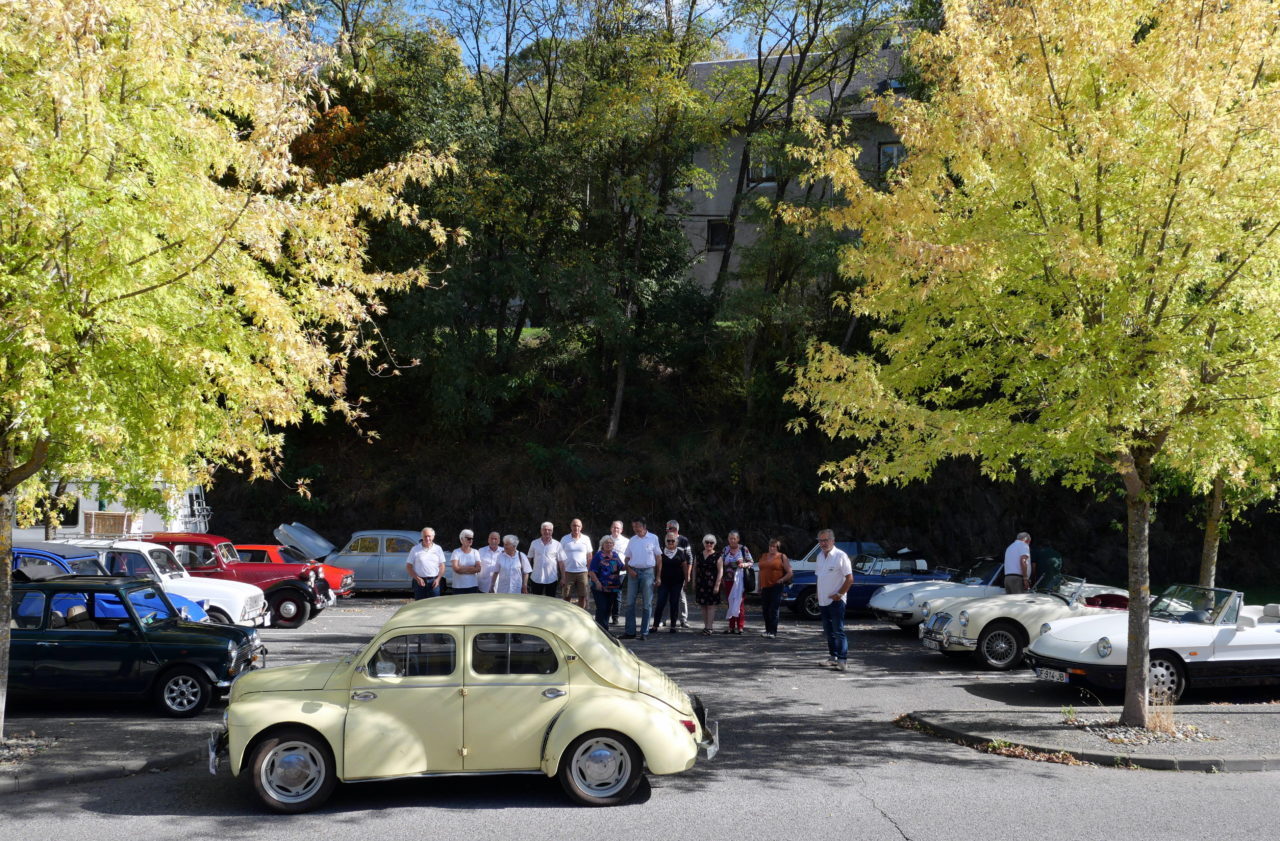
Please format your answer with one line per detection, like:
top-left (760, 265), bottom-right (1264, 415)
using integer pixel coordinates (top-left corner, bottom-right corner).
top-left (0, 747), bottom-right (205, 795)
top-left (907, 712), bottom-right (1280, 772)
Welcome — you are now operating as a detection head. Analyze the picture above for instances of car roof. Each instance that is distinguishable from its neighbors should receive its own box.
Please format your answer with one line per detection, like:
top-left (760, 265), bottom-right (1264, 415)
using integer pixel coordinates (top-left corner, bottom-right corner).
top-left (14, 541), bottom-right (100, 561)
top-left (152, 532), bottom-right (231, 542)
top-left (15, 574), bottom-right (157, 592)
top-left (386, 594), bottom-right (634, 686)
top-left (351, 530), bottom-right (421, 539)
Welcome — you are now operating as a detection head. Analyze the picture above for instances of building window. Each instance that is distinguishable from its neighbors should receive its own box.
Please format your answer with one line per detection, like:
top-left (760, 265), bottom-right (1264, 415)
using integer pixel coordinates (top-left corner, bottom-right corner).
top-left (706, 219), bottom-right (731, 252)
top-left (748, 155), bottom-right (777, 184)
top-left (879, 142), bottom-right (906, 174)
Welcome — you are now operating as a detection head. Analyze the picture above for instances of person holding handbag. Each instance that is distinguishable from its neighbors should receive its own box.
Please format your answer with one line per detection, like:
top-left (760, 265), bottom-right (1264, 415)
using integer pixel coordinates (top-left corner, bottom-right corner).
top-left (720, 530), bottom-right (753, 634)
top-left (757, 538), bottom-right (793, 638)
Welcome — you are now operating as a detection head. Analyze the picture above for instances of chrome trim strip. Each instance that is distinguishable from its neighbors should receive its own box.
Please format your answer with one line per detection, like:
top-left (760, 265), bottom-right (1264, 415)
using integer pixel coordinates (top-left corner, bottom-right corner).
top-left (346, 770), bottom-right (545, 783)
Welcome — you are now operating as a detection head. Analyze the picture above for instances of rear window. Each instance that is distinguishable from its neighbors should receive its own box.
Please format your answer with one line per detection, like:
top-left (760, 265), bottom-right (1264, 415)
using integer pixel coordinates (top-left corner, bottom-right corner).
top-left (386, 537), bottom-right (415, 553)
top-left (472, 633), bottom-right (559, 675)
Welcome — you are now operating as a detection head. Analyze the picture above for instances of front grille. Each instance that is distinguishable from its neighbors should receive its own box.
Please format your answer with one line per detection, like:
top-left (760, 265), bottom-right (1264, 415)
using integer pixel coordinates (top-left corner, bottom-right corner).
top-left (230, 643), bottom-right (251, 675)
top-left (926, 612), bottom-right (952, 632)
top-left (242, 593), bottom-right (265, 620)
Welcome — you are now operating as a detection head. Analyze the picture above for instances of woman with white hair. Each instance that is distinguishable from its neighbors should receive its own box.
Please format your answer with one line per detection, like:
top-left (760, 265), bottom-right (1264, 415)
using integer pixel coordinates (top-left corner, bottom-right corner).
top-left (693, 534), bottom-right (723, 635)
top-left (493, 535), bottom-right (532, 594)
top-left (450, 529), bottom-right (483, 594)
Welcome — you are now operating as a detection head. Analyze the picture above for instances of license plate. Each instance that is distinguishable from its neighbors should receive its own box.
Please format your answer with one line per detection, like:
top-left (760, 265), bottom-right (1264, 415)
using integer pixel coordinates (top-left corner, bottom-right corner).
top-left (923, 637), bottom-right (940, 651)
top-left (1035, 667), bottom-right (1068, 684)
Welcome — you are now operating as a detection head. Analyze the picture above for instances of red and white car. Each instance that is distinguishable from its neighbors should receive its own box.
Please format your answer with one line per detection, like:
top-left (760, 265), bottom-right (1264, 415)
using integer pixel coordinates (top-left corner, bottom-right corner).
top-left (236, 543), bottom-right (356, 599)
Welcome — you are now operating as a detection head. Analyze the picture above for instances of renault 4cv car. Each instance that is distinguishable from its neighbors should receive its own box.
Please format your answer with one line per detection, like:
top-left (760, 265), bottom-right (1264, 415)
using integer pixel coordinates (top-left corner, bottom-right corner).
top-left (209, 594), bottom-right (718, 812)
top-left (8, 572), bottom-right (264, 717)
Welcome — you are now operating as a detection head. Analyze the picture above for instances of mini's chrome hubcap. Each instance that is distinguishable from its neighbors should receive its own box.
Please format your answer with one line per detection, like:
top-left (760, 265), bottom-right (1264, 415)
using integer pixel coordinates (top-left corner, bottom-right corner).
top-left (165, 676), bottom-right (201, 711)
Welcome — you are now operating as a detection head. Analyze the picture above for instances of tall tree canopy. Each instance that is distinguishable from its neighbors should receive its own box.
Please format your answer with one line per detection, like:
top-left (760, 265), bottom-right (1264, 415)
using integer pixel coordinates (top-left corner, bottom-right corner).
top-left (0, 0), bottom-right (458, 735)
top-left (787, 0), bottom-right (1280, 727)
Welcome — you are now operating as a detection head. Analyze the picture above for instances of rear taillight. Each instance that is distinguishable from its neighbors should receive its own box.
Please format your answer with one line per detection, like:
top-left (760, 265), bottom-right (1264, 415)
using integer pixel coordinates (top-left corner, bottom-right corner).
top-left (680, 719), bottom-right (696, 734)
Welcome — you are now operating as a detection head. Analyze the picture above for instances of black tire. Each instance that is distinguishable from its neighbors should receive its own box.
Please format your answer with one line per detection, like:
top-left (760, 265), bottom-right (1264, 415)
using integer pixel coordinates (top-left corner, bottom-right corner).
top-left (977, 622), bottom-right (1026, 670)
top-left (154, 665), bottom-right (212, 718)
top-left (798, 588), bottom-right (820, 621)
top-left (1149, 652), bottom-right (1187, 703)
top-left (206, 607), bottom-right (233, 625)
top-left (242, 727), bottom-right (337, 813)
top-left (270, 591), bottom-right (308, 629)
top-left (940, 649), bottom-right (967, 658)
top-left (896, 623), bottom-right (917, 633)
top-left (557, 731), bottom-right (644, 807)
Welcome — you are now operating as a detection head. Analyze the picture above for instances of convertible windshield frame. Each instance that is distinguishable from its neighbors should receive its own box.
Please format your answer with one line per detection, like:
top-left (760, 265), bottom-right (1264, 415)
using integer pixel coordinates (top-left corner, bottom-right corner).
top-left (1150, 584), bottom-right (1238, 626)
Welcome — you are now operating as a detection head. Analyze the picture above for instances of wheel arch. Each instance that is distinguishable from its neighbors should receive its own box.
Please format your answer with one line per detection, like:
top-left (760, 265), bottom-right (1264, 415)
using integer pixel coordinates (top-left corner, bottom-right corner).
top-left (148, 659), bottom-right (220, 693)
top-left (541, 697), bottom-right (696, 777)
top-left (235, 721), bottom-right (338, 779)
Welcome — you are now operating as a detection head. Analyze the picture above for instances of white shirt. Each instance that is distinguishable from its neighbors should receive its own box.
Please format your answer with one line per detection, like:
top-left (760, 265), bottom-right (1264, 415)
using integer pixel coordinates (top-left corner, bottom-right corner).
top-left (477, 545), bottom-right (502, 593)
top-left (494, 551), bottom-right (532, 594)
top-left (1004, 539), bottom-right (1030, 577)
top-left (624, 532), bottom-right (661, 570)
top-left (610, 534), bottom-right (630, 573)
top-left (816, 547), bottom-right (853, 607)
top-left (450, 548), bottom-right (481, 589)
top-left (560, 534), bottom-right (594, 573)
top-left (528, 537), bottom-right (565, 584)
top-left (407, 543), bottom-right (446, 579)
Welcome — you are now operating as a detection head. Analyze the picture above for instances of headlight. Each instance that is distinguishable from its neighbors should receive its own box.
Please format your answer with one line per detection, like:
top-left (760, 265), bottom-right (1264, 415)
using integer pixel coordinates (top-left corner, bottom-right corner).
top-left (1097, 637), bottom-right (1112, 657)
top-left (226, 639), bottom-right (237, 655)
top-left (921, 603), bottom-right (931, 618)
top-left (309, 570), bottom-right (317, 584)
top-left (905, 593), bottom-right (916, 607)
top-left (1040, 623), bottom-right (1052, 636)
top-left (250, 630), bottom-right (261, 648)
top-left (957, 610), bottom-right (969, 629)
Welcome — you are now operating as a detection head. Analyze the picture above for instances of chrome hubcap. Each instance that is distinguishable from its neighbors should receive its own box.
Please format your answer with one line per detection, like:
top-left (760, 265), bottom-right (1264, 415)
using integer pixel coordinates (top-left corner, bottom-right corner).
top-left (1150, 660), bottom-right (1180, 701)
top-left (262, 741), bottom-right (325, 803)
top-left (572, 738), bottom-right (630, 796)
top-left (983, 631), bottom-right (1017, 666)
top-left (164, 676), bottom-right (201, 711)
top-left (279, 600), bottom-right (299, 619)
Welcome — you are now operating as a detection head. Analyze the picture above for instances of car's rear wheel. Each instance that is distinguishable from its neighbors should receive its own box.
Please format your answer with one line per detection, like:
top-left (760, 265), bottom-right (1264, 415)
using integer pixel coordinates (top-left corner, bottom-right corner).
top-left (1149, 652), bottom-right (1186, 703)
top-left (244, 728), bottom-right (337, 813)
top-left (558, 731), bottom-right (643, 806)
top-left (270, 591), bottom-right (308, 629)
top-left (154, 666), bottom-right (211, 718)
top-left (977, 622), bottom-right (1026, 670)
top-left (206, 608), bottom-right (233, 625)
top-left (796, 588), bottom-right (820, 620)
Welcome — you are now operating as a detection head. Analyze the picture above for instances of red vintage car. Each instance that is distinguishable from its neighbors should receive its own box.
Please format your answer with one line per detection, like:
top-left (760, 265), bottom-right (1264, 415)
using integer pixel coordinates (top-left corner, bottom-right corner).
top-left (151, 532), bottom-right (327, 629)
top-left (235, 544), bottom-right (355, 599)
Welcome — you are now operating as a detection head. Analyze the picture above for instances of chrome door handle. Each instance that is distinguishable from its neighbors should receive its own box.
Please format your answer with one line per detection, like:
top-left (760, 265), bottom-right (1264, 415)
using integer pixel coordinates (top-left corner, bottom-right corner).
top-left (542, 688), bottom-right (566, 699)
top-left (35, 642), bottom-right (57, 647)
top-left (351, 691), bottom-right (378, 701)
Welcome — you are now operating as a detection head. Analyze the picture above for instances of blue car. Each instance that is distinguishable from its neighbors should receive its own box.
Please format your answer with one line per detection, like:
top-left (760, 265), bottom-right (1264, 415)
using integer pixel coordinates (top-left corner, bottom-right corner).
top-left (783, 543), bottom-right (950, 619)
top-left (14, 542), bottom-right (210, 622)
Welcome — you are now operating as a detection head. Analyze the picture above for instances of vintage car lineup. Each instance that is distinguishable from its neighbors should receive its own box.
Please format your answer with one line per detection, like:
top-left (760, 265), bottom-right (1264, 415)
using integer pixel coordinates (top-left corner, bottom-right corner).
top-left (9, 527), bottom-right (1280, 811)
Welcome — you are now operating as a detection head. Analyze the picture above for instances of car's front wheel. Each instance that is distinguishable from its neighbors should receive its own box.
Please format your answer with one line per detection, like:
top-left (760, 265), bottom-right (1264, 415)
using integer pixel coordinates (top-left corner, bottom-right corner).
top-left (206, 607), bottom-right (233, 625)
top-left (1149, 652), bottom-right (1186, 703)
top-left (154, 666), bottom-right (211, 717)
top-left (558, 731), bottom-right (644, 807)
top-left (977, 622), bottom-right (1026, 670)
top-left (270, 591), bottom-right (308, 629)
top-left (244, 728), bottom-right (337, 813)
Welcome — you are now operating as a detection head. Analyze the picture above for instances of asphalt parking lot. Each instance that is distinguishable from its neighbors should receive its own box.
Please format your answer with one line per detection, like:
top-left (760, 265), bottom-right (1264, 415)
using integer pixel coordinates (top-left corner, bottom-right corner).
top-left (4, 596), bottom-right (1280, 841)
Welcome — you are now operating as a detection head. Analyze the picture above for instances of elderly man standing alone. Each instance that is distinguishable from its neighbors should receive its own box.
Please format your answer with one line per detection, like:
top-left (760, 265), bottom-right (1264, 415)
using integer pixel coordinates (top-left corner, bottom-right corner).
top-left (406, 527), bottom-right (446, 600)
top-left (815, 529), bottom-right (853, 672)
top-left (1003, 532), bottom-right (1032, 594)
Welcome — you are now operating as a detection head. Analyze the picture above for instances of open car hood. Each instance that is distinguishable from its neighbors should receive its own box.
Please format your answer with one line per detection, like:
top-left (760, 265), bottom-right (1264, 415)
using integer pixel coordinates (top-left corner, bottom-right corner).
top-left (274, 522), bottom-right (337, 560)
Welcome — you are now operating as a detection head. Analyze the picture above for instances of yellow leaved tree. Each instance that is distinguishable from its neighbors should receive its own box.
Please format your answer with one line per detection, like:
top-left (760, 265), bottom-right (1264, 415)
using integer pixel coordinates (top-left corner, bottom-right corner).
top-left (787, 0), bottom-right (1280, 727)
top-left (0, 0), bottom-right (460, 735)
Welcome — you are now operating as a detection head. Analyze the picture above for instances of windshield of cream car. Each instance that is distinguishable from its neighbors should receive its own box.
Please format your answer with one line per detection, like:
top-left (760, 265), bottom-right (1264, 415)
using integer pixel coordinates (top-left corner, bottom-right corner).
top-left (1150, 585), bottom-right (1234, 625)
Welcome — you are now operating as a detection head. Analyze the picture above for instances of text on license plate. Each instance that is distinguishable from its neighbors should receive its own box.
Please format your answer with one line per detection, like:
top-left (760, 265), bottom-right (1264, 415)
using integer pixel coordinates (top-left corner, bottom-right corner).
top-left (1035, 667), bottom-right (1068, 683)
top-left (923, 638), bottom-right (941, 650)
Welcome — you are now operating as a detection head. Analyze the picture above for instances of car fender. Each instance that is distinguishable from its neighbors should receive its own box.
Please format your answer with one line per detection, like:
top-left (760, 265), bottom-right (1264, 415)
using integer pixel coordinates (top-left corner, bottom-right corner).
top-left (540, 693), bottom-right (696, 777)
top-left (227, 691), bottom-right (349, 777)
top-left (264, 580), bottom-right (313, 600)
top-left (147, 657), bottom-right (221, 692)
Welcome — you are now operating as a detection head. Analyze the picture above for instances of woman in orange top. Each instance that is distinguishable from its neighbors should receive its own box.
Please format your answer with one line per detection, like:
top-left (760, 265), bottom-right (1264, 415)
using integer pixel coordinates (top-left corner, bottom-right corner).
top-left (757, 538), bottom-right (794, 638)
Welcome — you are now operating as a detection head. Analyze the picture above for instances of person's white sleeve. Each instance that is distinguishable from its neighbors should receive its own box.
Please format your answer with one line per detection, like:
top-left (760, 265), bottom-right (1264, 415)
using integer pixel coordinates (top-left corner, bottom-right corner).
top-left (521, 553), bottom-right (532, 573)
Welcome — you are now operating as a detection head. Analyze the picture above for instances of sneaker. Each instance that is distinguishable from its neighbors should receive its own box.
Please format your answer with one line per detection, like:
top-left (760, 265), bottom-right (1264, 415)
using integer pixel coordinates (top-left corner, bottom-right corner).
top-left (834, 661), bottom-right (847, 672)
top-left (669, 627), bottom-right (678, 634)
top-left (680, 621), bottom-right (690, 628)
top-left (640, 633), bottom-right (648, 640)
top-left (819, 657), bottom-right (836, 667)
top-left (761, 631), bottom-right (775, 638)
top-left (609, 618), bottom-right (619, 625)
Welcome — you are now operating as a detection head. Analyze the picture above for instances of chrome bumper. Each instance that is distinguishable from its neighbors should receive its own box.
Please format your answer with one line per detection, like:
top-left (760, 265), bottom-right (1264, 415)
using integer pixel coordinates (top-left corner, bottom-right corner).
top-left (921, 628), bottom-right (977, 651)
top-left (208, 725), bottom-right (228, 775)
top-left (699, 720), bottom-right (719, 761)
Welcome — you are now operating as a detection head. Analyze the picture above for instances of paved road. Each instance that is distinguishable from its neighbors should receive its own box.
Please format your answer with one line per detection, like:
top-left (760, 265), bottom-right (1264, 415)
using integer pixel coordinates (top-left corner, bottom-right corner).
top-left (2, 597), bottom-right (1279, 840)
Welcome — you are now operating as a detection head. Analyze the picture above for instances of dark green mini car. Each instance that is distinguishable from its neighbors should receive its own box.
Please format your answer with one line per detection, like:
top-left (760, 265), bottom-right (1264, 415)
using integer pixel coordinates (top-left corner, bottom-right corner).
top-left (8, 572), bottom-right (266, 717)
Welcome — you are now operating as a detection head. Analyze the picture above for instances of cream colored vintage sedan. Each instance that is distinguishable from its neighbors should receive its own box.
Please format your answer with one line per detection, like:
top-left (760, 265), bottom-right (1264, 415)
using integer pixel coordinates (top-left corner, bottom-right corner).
top-left (209, 594), bottom-right (718, 812)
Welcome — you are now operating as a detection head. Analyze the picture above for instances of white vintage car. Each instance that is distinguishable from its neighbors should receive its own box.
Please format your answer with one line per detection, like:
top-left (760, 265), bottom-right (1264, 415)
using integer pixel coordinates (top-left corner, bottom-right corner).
top-left (53, 537), bottom-right (270, 627)
top-left (919, 576), bottom-right (1129, 669)
top-left (1026, 583), bottom-right (1280, 701)
top-left (210, 593), bottom-right (718, 812)
top-left (869, 557), bottom-right (1006, 629)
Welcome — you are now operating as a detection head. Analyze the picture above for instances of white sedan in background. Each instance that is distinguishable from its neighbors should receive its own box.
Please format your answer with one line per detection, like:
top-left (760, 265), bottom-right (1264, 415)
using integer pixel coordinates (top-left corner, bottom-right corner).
top-left (1026, 584), bottom-right (1280, 701)
top-left (918, 576), bottom-right (1129, 670)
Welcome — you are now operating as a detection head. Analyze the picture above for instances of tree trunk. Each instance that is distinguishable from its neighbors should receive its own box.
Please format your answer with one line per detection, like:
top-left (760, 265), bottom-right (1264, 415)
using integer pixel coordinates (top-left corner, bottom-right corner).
top-left (1199, 475), bottom-right (1224, 588)
top-left (0, 489), bottom-right (13, 740)
top-left (605, 356), bottom-right (627, 442)
top-left (1118, 448), bottom-right (1153, 729)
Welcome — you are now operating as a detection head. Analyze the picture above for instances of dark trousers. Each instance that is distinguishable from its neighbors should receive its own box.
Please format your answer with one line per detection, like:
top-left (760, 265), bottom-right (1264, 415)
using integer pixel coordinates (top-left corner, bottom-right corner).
top-left (593, 590), bottom-right (619, 629)
top-left (760, 584), bottom-right (784, 634)
top-left (451, 587), bottom-right (479, 595)
top-left (653, 582), bottom-right (684, 629)
top-left (529, 580), bottom-right (559, 597)
top-left (412, 581), bottom-right (441, 600)
top-left (820, 600), bottom-right (848, 661)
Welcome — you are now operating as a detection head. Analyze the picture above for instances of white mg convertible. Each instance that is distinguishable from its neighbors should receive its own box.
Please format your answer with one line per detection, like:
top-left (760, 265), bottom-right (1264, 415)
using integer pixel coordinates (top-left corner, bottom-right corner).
top-left (868, 557), bottom-right (1006, 629)
top-left (1026, 583), bottom-right (1280, 701)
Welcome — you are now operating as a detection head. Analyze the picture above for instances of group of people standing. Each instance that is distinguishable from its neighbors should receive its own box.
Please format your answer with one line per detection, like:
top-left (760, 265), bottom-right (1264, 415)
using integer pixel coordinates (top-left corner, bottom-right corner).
top-left (404, 517), bottom-right (802, 640)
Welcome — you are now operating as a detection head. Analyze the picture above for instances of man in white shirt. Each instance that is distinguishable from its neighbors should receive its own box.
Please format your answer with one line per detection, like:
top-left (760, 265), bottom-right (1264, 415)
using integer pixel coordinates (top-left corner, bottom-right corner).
top-left (527, 521), bottom-right (565, 598)
top-left (560, 518), bottom-right (594, 610)
top-left (1003, 531), bottom-right (1032, 594)
top-left (623, 517), bottom-right (661, 639)
top-left (609, 521), bottom-right (629, 625)
top-left (477, 531), bottom-right (503, 593)
top-left (405, 527), bottom-right (446, 600)
top-left (815, 529), bottom-right (854, 671)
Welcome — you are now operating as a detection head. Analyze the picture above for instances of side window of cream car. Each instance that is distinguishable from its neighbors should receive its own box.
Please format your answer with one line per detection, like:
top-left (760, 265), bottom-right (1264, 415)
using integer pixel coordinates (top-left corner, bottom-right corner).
top-left (369, 633), bottom-right (457, 678)
top-left (471, 632), bottom-right (560, 676)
